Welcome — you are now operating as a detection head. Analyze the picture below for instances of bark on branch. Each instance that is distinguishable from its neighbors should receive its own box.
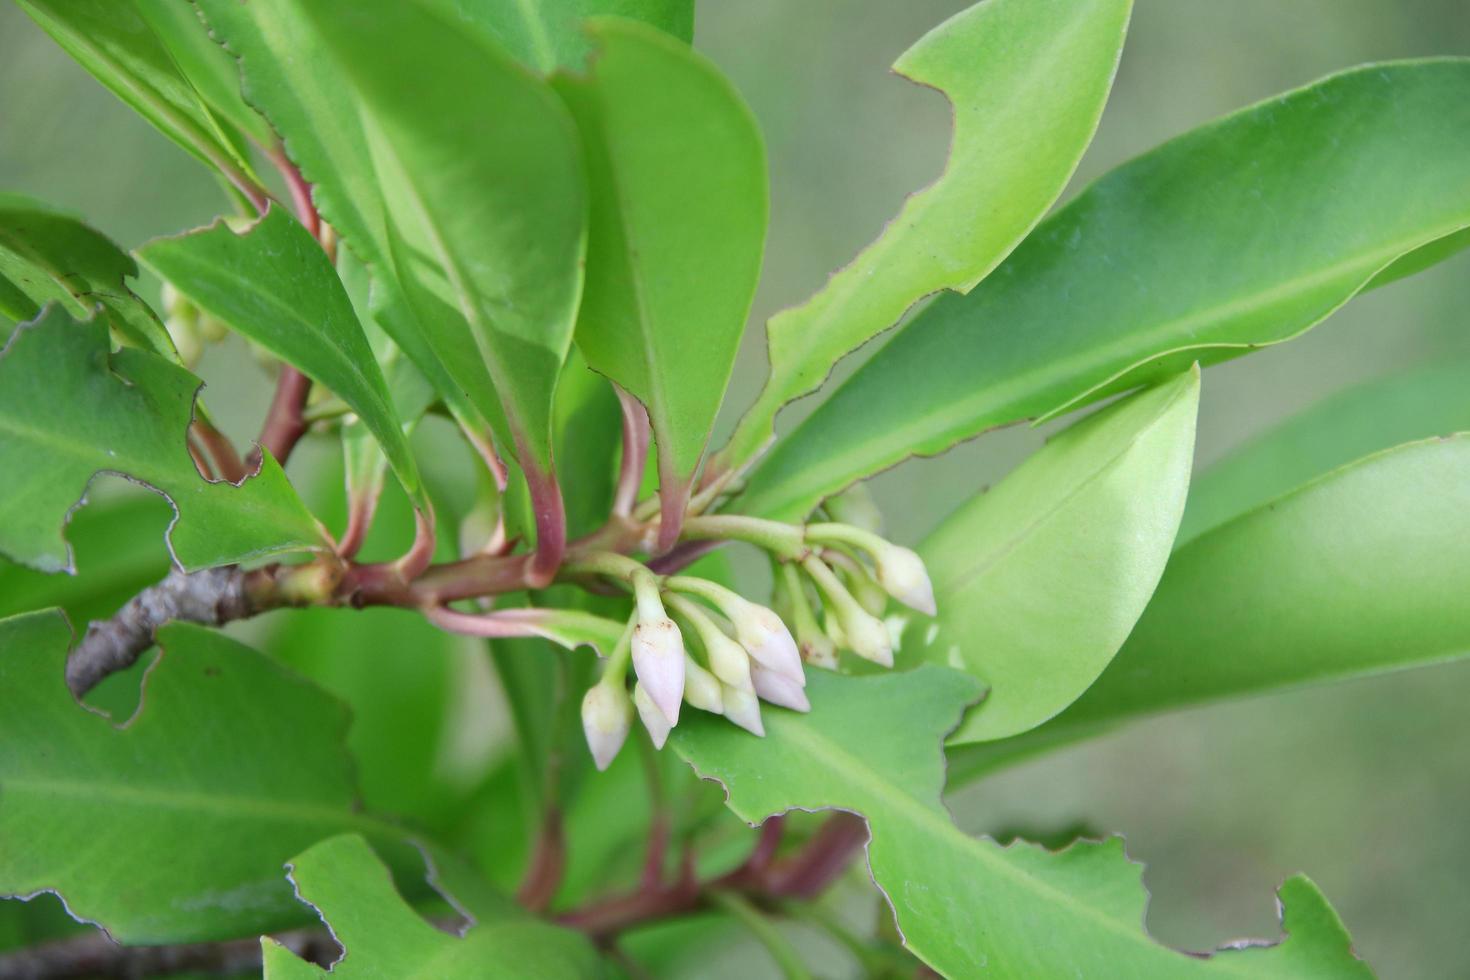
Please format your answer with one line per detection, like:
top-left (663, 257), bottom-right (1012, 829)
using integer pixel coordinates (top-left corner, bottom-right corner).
top-left (0, 924), bottom-right (335, 980)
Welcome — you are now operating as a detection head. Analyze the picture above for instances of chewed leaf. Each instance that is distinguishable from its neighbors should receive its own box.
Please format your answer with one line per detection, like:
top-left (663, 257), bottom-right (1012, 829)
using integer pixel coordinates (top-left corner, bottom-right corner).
top-left (137, 206), bottom-right (432, 522)
top-left (261, 834), bottom-right (599, 979)
top-left (672, 667), bottom-right (1369, 977)
top-left (0, 195), bottom-right (176, 360)
top-left (0, 307), bottom-right (326, 573)
top-left (0, 613), bottom-right (420, 944)
top-left (952, 433), bottom-right (1470, 782)
top-left (742, 58), bottom-right (1470, 521)
top-left (556, 18), bottom-right (767, 542)
top-left (716, 0), bottom-right (1132, 474)
top-left (914, 368), bottom-right (1199, 742)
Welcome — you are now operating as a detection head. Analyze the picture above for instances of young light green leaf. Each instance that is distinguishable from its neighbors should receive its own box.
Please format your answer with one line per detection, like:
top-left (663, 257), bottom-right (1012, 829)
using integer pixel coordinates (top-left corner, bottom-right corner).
top-left (15, 0), bottom-right (264, 208)
top-left (261, 834), bottom-right (600, 979)
top-left (739, 59), bottom-right (1470, 521)
top-left (0, 196), bottom-right (176, 360)
top-left (1180, 359), bottom-right (1470, 543)
top-left (0, 307), bottom-right (326, 574)
top-left (716, 0), bottom-right (1132, 474)
top-left (911, 367), bottom-right (1198, 742)
top-left (432, 0), bottom-right (694, 72)
top-left (137, 206), bottom-right (431, 521)
top-left (0, 613), bottom-right (419, 943)
top-left (555, 18), bottom-right (767, 544)
top-left (673, 667), bottom-right (1369, 977)
top-left (953, 434), bottom-right (1470, 782)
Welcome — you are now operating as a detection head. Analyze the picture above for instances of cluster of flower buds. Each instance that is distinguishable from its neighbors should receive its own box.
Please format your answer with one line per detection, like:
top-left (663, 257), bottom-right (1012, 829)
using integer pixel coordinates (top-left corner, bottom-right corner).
top-left (578, 515), bottom-right (937, 771)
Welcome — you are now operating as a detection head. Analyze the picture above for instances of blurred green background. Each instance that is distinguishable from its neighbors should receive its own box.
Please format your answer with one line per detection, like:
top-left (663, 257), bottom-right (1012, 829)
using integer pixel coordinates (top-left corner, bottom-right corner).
top-left (3, 1), bottom-right (1469, 976)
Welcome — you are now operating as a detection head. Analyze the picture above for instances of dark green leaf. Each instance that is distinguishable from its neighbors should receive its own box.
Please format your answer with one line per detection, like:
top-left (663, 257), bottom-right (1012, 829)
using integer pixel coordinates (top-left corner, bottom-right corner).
top-left (741, 59), bottom-right (1470, 520)
top-left (674, 667), bottom-right (1369, 977)
top-left (137, 206), bottom-right (430, 518)
top-left (0, 195), bottom-right (176, 359)
top-left (0, 307), bottom-right (326, 573)
top-left (953, 434), bottom-right (1470, 781)
top-left (556, 18), bottom-right (766, 527)
top-left (911, 367), bottom-right (1198, 742)
top-left (261, 834), bottom-right (600, 979)
top-left (0, 613), bottom-right (417, 943)
top-left (718, 0), bottom-right (1132, 473)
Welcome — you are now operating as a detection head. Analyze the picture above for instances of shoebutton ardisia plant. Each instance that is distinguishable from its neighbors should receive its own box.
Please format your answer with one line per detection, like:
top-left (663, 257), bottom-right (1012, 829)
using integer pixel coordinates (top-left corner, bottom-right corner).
top-left (1, 0), bottom-right (1468, 976)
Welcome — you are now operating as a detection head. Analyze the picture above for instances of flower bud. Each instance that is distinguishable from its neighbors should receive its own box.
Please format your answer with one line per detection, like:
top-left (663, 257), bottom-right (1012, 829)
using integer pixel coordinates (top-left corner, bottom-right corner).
top-left (721, 683), bottom-right (765, 737)
top-left (840, 605), bottom-right (894, 667)
top-left (581, 682), bottom-right (632, 770)
top-left (845, 565), bottom-right (889, 617)
top-left (683, 656), bottom-right (724, 714)
top-left (633, 682), bottom-right (671, 750)
top-left (704, 627), bottom-right (754, 692)
top-left (799, 626), bottom-right (839, 670)
top-left (729, 599), bottom-right (805, 687)
top-left (632, 618), bottom-right (685, 726)
top-left (873, 544), bottom-right (936, 616)
top-left (751, 665), bottom-right (811, 712)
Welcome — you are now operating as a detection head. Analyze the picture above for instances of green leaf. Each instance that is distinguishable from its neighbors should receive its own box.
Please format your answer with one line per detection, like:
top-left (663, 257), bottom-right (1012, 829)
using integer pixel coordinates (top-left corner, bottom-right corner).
top-left (133, 0), bottom-right (275, 150)
top-left (910, 366), bottom-right (1199, 742)
top-left (0, 307), bottom-right (326, 573)
top-left (261, 834), bottom-right (601, 979)
top-left (1180, 359), bottom-right (1470, 543)
top-left (0, 195), bottom-right (177, 359)
top-left (953, 434), bottom-right (1470, 782)
top-left (137, 206), bottom-right (430, 518)
top-left (740, 58), bottom-right (1470, 520)
top-left (302, 0), bottom-right (587, 485)
top-left (717, 0), bottom-right (1132, 473)
top-left (673, 667), bottom-right (1369, 977)
top-left (554, 18), bottom-right (766, 533)
top-left (192, 0), bottom-right (491, 446)
top-left (0, 613), bottom-right (418, 943)
top-left (15, 0), bottom-right (262, 206)
top-left (432, 0), bottom-right (694, 72)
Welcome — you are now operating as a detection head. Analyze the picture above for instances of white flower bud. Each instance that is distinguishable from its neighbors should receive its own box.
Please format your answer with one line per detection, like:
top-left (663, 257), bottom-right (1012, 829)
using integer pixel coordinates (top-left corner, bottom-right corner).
top-left (721, 683), bottom-right (765, 737)
top-left (873, 544), bottom-right (936, 616)
top-left (751, 665), bottom-right (811, 712)
top-left (729, 599), bottom-right (805, 687)
top-left (683, 656), bottom-right (724, 714)
top-left (632, 618), bottom-right (685, 726)
top-left (839, 605), bottom-right (894, 667)
top-left (633, 682), bottom-right (671, 750)
top-left (799, 627), bottom-right (839, 670)
top-left (823, 610), bottom-right (847, 649)
top-left (704, 627), bottom-right (754, 692)
top-left (581, 682), bottom-right (632, 771)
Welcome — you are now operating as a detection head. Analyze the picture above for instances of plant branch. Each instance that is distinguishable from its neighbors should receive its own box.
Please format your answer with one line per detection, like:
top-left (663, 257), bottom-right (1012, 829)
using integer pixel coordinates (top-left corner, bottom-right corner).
top-left (0, 922), bottom-right (337, 980)
top-left (253, 366), bottom-right (312, 467)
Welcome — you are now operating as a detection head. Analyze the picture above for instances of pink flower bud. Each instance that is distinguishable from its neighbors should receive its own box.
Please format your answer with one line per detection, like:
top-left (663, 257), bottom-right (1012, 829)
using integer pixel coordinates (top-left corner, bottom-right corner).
top-left (873, 544), bottom-right (936, 616)
top-left (730, 599), bottom-right (805, 687)
top-left (751, 665), bottom-right (811, 712)
top-left (632, 617), bottom-right (685, 726)
top-left (633, 683), bottom-right (671, 750)
top-left (683, 656), bottom-right (725, 714)
top-left (721, 683), bottom-right (765, 736)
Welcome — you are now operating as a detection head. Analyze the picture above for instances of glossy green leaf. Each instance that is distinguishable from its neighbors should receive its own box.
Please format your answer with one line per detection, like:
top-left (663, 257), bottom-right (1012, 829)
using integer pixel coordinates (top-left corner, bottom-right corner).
top-left (740, 58), bottom-right (1470, 520)
top-left (718, 0), bottom-right (1132, 473)
top-left (911, 367), bottom-right (1198, 742)
top-left (137, 206), bottom-right (430, 518)
top-left (673, 667), bottom-right (1369, 977)
top-left (193, 0), bottom-right (492, 448)
top-left (433, 0), bottom-right (694, 72)
top-left (133, 0), bottom-right (275, 149)
top-left (555, 19), bottom-right (766, 531)
top-left (0, 307), bottom-right (326, 573)
top-left (1180, 359), bottom-right (1470, 543)
top-left (15, 0), bottom-right (261, 205)
top-left (261, 834), bottom-right (600, 979)
top-left (954, 434), bottom-right (1470, 782)
top-left (303, 0), bottom-right (586, 483)
top-left (0, 196), bottom-right (176, 359)
top-left (0, 613), bottom-right (418, 943)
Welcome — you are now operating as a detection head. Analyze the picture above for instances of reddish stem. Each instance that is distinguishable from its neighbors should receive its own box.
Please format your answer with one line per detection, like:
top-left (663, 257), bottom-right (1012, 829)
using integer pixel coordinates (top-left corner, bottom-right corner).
top-left (253, 366), bottom-right (312, 466)
top-left (517, 809), bottom-right (567, 914)
top-left (192, 418), bottom-right (247, 483)
top-left (613, 386), bottom-right (650, 518)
